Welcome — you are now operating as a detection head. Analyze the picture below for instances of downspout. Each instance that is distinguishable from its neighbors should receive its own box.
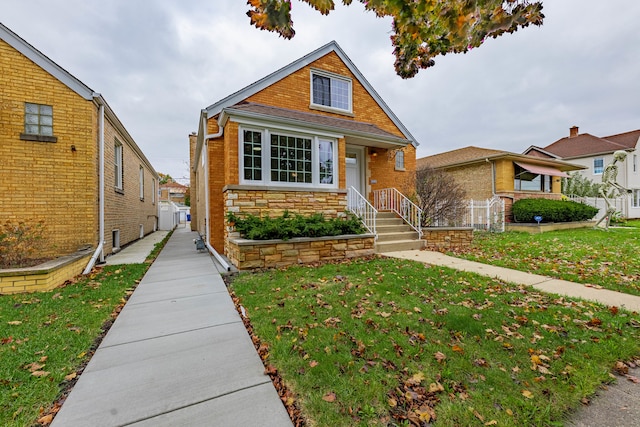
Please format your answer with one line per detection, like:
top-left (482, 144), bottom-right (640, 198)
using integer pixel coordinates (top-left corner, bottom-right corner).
top-left (83, 95), bottom-right (105, 274)
top-left (201, 112), bottom-right (231, 271)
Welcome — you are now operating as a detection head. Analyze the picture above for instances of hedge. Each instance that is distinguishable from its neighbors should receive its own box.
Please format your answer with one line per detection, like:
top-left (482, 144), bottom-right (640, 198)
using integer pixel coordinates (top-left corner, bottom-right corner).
top-left (227, 211), bottom-right (366, 240)
top-left (512, 198), bottom-right (598, 223)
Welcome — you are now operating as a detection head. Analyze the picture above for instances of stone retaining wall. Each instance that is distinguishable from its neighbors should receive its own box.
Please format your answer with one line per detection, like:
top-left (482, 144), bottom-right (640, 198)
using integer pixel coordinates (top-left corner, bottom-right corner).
top-left (0, 250), bottom-right (92, 294)
top-left (423, 227), bottom-right (474, 250)
top-left (228, 234), bottom-right (375, 270)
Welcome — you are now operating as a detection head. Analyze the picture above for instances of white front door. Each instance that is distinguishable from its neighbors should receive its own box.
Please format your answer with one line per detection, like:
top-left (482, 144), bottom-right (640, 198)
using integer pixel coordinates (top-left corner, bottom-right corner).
top-left (346, 147), bottom-right (363, 195)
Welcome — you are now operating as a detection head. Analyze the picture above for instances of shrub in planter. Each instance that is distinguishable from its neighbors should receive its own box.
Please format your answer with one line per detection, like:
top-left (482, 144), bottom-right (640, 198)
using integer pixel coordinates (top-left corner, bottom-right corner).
top-left (512, 198), bottom-right (598, 223)
top-left (227, 211), bottom-right (366, 240)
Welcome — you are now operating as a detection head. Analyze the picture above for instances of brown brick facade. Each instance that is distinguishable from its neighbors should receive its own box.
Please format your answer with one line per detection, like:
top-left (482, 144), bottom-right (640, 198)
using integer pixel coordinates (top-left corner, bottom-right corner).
top-left (191, 44), bottom-right (417, 265)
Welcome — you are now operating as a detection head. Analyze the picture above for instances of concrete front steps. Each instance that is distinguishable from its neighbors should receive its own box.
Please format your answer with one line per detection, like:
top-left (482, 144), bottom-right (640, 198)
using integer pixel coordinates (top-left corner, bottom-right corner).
top-left (375, 211), bottom-right (425, 253)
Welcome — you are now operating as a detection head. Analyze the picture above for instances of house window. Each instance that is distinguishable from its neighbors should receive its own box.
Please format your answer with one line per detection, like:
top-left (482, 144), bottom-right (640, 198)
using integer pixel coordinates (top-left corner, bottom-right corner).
top-left (593, 158), bottom-right (604, 175)
top-left (270, 134), bottom-right (313, 184)
top-left (318, 139), bottom-right (334, 184)
top-left (633, 189), bottom-right (640, 208)
top-left (112, 229), bottom-right (120, 251)
top-left (243, 130), bottom-right (263, 181)
top-left (139, 166), bottom-right (144, 200)
top-left (240, 127), bottom-right (336, 187)
top-left (633, 154), bottom-right (637, 173)
top-left (514, 164), bottom-right (551, 192)
top-left (114, 141), bottom-right (123, 190)
top-left (311, 71), bottom-right (351, 112)
top-left (395, 150), bottom-right (405, 170)
top-left (24, 102), bottom-right (53, 136)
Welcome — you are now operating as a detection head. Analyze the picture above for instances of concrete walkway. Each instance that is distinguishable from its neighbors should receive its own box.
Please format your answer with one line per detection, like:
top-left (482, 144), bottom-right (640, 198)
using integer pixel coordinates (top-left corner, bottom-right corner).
top-left (383, 250), bottom-right (640, 312)
top-left (382, 249), bottom-right (640, 427)
top-left (52, 226), bottom-right (291, 427)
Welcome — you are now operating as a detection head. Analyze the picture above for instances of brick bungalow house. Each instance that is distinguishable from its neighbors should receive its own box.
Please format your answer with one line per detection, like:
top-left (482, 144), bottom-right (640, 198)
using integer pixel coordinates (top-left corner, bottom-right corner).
top-left (525, 126), bottom-right (640, 218)
top-left (0, 23), bottom-right (159, 292)
top-left (190, 41), bottom-right (421, 268)
top-left (160, 181), bottom-right (189, 205)
top-left (417, 146), bottom-right (585, 222)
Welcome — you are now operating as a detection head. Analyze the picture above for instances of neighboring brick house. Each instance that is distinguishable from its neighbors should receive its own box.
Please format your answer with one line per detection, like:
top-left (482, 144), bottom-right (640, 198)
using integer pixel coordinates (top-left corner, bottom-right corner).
top-left (525, 126), bottom-right (640, 218)
top-left (159, 181), bottom-right (188, 204)
top-left (190, 41), bottom-right (419, 264)
top-left (1, 23), bottom-right (159, 279)
top-left (417, 146), bottom-right (585, 221)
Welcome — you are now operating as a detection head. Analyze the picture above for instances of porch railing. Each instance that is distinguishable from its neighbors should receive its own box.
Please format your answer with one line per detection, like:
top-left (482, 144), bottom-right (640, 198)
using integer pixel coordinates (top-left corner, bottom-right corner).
top-left (373, 188), bottom-right (422, 237)
top-left (347, 186), bottom-right (377, 238)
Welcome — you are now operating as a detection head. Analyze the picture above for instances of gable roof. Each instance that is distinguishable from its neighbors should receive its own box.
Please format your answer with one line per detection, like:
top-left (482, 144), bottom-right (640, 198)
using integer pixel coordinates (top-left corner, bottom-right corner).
top-left (0, 22), bottom-right (94, 100)
top-left (417, 146), bottom-right (585, 172)
top-left (539, 128), bottom-right (639, 160)
top-left (1, 22), bottom-right (157, 176)
top-left (603, 129), bottom-right (640, 149)
top-left (204, 40), bottom-right (417, 147)
top-left (417, 146), bottom-right (504, 169)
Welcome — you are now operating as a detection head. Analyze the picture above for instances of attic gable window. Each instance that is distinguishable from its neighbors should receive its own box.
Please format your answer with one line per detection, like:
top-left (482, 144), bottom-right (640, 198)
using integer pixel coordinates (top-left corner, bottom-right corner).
top-left (311, 70), bottom-right (352, 113)
top-left (20, 102), bottom-right (57, 143)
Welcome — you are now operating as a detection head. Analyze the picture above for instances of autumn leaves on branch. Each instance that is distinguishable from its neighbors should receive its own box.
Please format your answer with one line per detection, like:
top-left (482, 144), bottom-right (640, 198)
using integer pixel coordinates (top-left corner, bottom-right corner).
top-left (246, 0), bottom-right (544, 78)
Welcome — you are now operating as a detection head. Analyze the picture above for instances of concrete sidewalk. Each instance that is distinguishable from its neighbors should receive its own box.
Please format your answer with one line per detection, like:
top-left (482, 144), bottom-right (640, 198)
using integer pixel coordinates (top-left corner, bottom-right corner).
top-left (383, 250), bottom-right (640, 312)
top-left (52, 226), bottom-right (291, 427)
top-left (382, 249), bottom-right (640, 427)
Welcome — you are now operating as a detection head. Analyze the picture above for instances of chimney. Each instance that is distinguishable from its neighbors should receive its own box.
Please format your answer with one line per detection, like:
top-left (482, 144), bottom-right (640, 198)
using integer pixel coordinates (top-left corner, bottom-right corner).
top-left (569, 126), bottom-right (579, 138)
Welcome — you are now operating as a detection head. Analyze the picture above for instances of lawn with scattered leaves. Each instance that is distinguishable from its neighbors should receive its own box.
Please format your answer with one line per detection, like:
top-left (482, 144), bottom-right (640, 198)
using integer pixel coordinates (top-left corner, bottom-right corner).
top-left (0, 264), bottom-right (148, 426)
top-left (231, 257), bottom-right (640, 426)
top-left (452, 225), bottom-right (640, 296)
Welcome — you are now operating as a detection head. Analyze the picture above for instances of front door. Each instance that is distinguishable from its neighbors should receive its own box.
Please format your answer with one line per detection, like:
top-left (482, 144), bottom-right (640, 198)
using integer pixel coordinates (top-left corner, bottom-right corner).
top-left (346, 146), bottom-right (364, 195)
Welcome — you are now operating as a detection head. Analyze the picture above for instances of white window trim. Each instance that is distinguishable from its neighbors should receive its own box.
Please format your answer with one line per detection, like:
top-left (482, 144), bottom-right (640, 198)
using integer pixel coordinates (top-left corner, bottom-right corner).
top-left (632, 189), bottom-right (640, 208)
top-left (238, 125), bottom-right (338, 189)
top-left (309, 69), bottom-right (353, 114)
top-left (139, 166), bottom-right (145, 200)
top-left (114, 140), bottom-right (123, 190)
top-left (593, 157), bottom-right (604, 175)
top-left (395, 150), bottom-right (405, 171)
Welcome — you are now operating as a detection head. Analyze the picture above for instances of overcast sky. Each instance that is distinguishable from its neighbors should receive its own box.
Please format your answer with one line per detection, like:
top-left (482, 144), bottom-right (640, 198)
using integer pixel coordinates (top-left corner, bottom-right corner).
top-left (4, 1), bottom-right (639, 183)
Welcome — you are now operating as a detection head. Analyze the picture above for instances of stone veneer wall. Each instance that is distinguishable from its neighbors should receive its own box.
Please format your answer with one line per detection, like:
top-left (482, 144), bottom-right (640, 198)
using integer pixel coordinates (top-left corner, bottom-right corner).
top-left (0, 251), bottom-right (92, 294)
top-left (227, 234), bottom-right (375, 270)
top-left (423, 227), bottom-right (474, 251)
top-left (223, 186), bottom-right (348, 258)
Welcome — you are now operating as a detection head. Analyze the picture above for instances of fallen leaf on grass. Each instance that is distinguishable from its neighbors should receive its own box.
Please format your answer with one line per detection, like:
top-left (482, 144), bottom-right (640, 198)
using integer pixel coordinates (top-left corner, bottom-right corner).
top-left (32, 371), bottom-right (50, 377)
top-left (485, 420), bottom-right (498, 426)
top-left (309, 360), bottom-right (319, 368)
top-left (614, 361), bottom-right (629, 375)
top-left (434, 351), bottom-right (446, 363)
top-left (322, 392), bottom-right (336, 402)
top-left (64, 372), bottom-right (77, 381)
top-left (7, 321), bottom-right (22, 326)
top-left (37, 414), bottom-right (53, 425)
top-left (452, 344), bottom-right (464, 354)
top-left (521, 390), bottom-right (534, 399)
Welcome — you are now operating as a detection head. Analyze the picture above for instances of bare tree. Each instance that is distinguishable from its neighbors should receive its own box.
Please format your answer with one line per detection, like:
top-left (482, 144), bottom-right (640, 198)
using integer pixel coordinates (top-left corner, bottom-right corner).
top-left (415, 167), bottom-right (467, 227)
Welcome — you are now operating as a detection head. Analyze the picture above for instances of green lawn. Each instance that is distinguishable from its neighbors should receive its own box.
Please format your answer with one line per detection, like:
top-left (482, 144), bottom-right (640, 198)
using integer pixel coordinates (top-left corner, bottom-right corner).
top-left (0, 232), bottom-right (170, 426)
top-left (231, 257), bottom-right (640, 426)
top-left (451, 225), bottom-right (640, 296)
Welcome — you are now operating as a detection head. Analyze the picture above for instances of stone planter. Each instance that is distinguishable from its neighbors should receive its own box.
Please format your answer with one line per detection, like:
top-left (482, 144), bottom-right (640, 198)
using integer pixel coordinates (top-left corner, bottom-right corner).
top-left (227, 234), bottom-right (375, 270)
top-left (422, 227), bottom-right (474, 250)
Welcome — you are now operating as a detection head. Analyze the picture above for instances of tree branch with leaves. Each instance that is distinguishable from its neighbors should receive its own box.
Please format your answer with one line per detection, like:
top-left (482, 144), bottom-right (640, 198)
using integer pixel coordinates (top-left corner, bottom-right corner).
top-left (247, 0), bottom-right (544, 78)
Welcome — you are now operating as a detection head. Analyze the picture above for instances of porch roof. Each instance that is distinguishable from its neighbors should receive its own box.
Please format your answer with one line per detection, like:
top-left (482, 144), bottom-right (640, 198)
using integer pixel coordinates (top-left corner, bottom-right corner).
top-left (223, 102), bottom-right (412, 148)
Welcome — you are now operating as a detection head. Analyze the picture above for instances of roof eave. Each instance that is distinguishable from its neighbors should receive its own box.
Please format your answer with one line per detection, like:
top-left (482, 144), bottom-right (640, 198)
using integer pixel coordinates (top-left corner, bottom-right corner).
top-left (1, 22), bottom-right (94, 100)
top-left (224, 108), bottom-right (411, 148)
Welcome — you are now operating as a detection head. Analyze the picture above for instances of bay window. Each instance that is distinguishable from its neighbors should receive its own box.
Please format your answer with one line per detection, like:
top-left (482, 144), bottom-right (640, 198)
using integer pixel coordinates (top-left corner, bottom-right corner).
top-left (241, 128), bottom-right (336, 187)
